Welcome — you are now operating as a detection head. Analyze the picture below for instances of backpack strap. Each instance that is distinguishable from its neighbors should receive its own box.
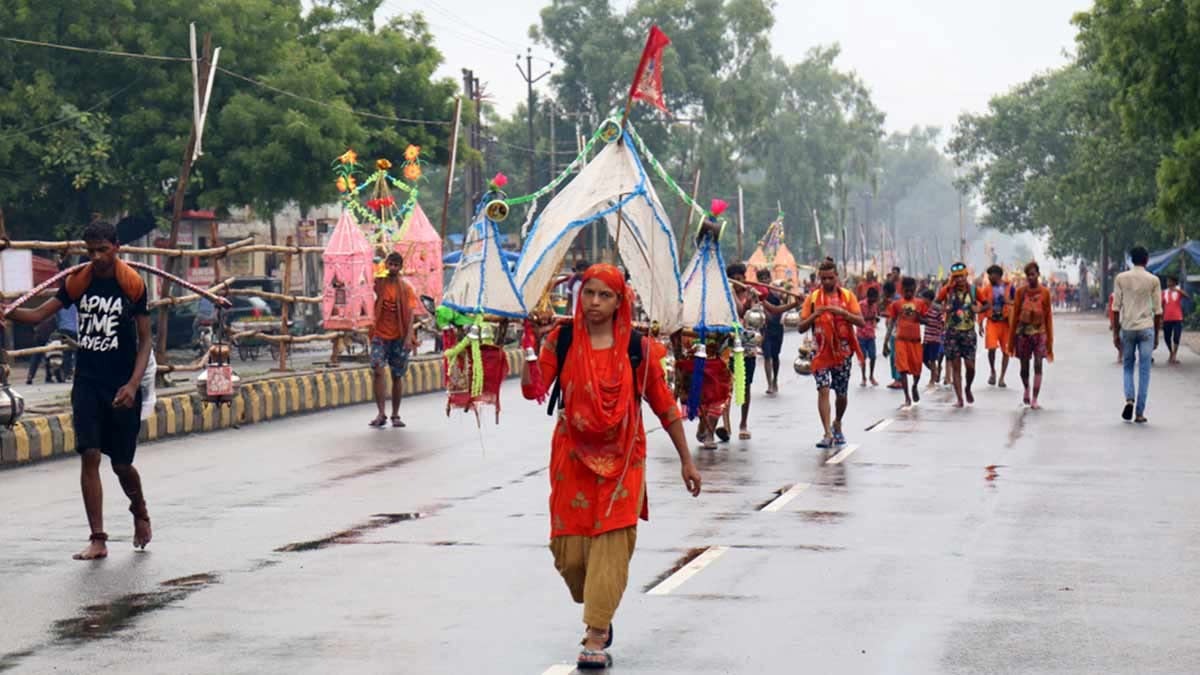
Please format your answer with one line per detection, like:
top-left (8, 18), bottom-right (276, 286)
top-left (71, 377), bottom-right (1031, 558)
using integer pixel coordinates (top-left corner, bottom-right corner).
top-left (545, 325), bottom-right (645, 416)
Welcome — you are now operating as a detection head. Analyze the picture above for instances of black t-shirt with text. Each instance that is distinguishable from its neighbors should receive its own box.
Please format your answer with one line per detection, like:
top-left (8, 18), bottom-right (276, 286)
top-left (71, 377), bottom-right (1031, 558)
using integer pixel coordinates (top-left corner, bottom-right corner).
top-left (56, 276), bottom-right (148, 386)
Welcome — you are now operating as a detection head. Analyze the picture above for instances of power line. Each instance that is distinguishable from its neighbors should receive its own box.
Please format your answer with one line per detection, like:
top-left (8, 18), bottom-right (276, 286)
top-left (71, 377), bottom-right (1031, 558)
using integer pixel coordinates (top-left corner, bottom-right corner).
top-left (0, 35), bottom-right (455, 126)
top-left (0, 78), bottom-right (143, 142)
top-left (215, 67), bottom-right (452, 126)
top-left (0, 36), bottom-right (190, 62)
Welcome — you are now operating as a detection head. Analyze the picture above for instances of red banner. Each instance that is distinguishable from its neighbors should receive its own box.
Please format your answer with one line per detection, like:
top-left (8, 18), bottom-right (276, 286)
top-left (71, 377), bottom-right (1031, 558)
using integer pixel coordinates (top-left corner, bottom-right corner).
top-left (628, 26), bottom-right (671, 114)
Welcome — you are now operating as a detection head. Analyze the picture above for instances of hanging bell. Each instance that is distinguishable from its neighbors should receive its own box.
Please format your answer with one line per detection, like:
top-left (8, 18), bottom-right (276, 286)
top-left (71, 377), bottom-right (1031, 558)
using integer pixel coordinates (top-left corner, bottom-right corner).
top-left (524, 346), bottom-right (538, 362)
top-left (467, 323), bottom-right (482, 341)
top-left (485, 199), bottom-right (509, 222)
top-left (599, 119), bottom-right (622, 144)
top-left (732, 334), bottom-right (745, 357)
top-left (782, 308), bottom-right (802, 329)
top-left (743, 306), bottom-right (766, 329)
top-left (479, 322), bottom-right (496, 343)
top-left (692, 342), bottom-right (708, 359)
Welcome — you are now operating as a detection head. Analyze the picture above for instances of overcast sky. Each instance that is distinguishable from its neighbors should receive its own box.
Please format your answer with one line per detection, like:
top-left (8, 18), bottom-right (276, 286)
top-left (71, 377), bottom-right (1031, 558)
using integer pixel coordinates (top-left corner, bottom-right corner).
top-left (381, 0), bottom-right (1090, 135)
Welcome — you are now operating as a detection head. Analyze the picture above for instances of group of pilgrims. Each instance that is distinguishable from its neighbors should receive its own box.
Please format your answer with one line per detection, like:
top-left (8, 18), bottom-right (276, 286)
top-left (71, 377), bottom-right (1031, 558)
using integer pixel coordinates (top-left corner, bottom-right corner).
top-left (513, 243), bottom-right (1055, 668)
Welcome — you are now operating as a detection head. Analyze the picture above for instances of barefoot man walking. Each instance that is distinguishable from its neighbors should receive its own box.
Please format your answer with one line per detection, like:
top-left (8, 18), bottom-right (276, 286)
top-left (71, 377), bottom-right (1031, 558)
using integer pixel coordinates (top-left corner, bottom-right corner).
top-left (4, 222), bottom-right (153, 559)
top-left (937, 262), bottom-right (983, 407)
top-left (367, 252), bottom-right (420, 429)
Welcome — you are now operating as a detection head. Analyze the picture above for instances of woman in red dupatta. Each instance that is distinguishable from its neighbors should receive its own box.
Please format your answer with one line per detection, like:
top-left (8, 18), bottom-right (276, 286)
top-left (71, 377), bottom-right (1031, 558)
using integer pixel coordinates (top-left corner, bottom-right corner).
top-left (522, 263), bottom-right (702, 670)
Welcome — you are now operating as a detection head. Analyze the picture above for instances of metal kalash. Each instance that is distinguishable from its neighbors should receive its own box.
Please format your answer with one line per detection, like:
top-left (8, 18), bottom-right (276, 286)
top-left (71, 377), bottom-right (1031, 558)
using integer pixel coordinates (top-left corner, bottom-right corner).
top-left (194, 305), bottom-right (240, 406)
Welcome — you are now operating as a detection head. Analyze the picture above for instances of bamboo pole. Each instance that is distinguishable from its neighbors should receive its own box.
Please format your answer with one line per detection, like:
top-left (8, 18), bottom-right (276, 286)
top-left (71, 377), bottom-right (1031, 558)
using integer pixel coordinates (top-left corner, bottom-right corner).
top-left (210, 221), bottom-right (222, 284)
top-left (440, 96), bottom-right (463, 243)
top-left (276, 236), bottom-right (295, 371)
top-left (0, 236), bottom-right (257, 257)
top-left (729, 278), bottom-right (805, 301)
top-left (229, 330), bottom-right (362, 345)
top-left (225, 288), bottom-right (322, 304)
top-left (146, 277), bottom-right (238, 309)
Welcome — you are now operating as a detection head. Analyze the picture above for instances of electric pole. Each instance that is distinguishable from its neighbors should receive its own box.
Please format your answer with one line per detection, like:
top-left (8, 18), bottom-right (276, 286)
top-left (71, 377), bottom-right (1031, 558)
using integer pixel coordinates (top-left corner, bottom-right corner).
top-left (515, 47), bottom-right (552, 196)
top-left (461, 69), bottom-right (482, 224)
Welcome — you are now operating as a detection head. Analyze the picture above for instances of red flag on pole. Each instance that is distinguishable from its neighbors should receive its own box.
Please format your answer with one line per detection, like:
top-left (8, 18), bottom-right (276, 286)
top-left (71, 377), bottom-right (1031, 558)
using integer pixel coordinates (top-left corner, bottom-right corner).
top-left (628, 26), bottom-right (671, 114)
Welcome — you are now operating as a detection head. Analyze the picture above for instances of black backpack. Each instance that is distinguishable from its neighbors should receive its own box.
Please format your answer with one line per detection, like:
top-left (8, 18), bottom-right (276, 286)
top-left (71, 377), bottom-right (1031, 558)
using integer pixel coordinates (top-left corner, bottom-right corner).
top-left (546, 324), bottom-right (645, 416)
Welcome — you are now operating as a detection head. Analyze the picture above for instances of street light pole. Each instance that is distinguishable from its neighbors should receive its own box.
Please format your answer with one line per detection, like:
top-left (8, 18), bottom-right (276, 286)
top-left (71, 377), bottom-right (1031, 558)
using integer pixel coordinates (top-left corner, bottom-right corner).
top-left (515, 48), bottom-right (552, 197)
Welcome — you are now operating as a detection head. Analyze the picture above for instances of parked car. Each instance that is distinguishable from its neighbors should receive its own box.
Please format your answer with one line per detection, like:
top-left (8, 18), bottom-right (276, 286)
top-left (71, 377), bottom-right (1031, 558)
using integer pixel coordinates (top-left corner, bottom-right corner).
top-left (163, 296), bottom-right (274, 350)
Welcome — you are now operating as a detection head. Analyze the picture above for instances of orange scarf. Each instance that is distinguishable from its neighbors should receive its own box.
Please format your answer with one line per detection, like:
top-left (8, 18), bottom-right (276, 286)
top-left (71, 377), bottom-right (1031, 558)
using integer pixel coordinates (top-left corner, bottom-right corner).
top-left (64, 258), bottom-right (145, 303)
top-left (807, 286), bottom-right (862, 370)
top-left (558, 264), bottom-right (639, 478)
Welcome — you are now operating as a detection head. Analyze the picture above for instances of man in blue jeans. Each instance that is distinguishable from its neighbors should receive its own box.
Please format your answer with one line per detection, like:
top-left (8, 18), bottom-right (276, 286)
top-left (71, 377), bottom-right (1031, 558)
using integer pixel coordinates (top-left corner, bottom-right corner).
top-left (1111, 246), bottom-right (1163, 423)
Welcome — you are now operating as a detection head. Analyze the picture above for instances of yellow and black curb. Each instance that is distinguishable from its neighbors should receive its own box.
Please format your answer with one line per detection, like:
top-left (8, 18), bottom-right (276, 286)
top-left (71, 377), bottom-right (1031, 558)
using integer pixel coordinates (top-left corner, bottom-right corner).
top-left (0, 349), bottom-right (523, 468)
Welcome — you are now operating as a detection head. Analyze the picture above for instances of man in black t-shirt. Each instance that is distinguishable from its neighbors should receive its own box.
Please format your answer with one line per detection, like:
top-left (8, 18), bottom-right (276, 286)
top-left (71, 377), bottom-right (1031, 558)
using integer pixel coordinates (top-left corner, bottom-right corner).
top-left (5, 222), bottom-right (153, 560)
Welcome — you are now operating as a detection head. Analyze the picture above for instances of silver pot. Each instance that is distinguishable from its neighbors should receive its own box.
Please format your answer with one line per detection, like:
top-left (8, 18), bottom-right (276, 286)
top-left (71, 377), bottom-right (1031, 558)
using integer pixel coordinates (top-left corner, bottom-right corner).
top-left (793, 355), bottom-right (813, 375)
top-left (743, 306), bottom-right (766, 329)
top-left (782, 308), bottom-right (802, 329)
top-left (0, 384), bottom-right (25, 427)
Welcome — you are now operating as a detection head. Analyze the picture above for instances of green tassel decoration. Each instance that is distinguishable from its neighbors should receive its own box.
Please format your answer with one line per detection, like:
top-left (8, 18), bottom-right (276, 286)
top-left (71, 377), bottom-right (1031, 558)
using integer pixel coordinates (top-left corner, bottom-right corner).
top-left (733, 332), bottom-right (747, 408)
top-left (470, 332), bottom-right (484, 397)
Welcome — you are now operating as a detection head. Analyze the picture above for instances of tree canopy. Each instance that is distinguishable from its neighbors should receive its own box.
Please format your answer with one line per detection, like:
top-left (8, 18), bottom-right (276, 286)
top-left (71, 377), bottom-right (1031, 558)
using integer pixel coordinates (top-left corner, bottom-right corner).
top-left (0, 0), bottom-right (458, 238)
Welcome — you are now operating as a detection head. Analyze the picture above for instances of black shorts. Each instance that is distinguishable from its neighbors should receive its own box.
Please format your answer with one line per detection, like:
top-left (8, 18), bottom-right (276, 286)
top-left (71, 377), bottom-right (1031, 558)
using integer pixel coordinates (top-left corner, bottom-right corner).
top-left (730, 353), bottom-right (757, 386)
top-left (72, 378), bottom-right (142, 465)
top-left (761, 328), bottom-right (784, 360)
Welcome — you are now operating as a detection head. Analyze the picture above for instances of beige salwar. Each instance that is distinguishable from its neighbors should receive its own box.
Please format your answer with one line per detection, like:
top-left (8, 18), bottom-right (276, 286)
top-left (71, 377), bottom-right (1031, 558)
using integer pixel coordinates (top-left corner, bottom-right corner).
top-left (549, 526), bottom-right (638, 628)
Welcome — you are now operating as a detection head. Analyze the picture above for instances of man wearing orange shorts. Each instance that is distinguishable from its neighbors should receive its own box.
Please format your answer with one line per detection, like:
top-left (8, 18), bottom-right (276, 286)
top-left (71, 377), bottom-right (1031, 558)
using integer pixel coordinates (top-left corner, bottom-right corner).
top-left (978, 264), bottom-right (1015, 388)
top-left (883, 277), bottom-right (928, 407)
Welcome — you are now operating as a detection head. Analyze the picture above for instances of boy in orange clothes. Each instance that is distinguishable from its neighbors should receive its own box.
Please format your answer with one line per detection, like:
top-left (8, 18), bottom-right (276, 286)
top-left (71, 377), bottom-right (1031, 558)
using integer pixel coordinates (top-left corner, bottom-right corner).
top-left (883, 277), bottom-right (928, 407)
top-left (798, 259), bottom-right (865, 449)
top-left (977, 264), bottom-right (1015, 387)
top-left (1006, 261), bottom-right (1055, 409)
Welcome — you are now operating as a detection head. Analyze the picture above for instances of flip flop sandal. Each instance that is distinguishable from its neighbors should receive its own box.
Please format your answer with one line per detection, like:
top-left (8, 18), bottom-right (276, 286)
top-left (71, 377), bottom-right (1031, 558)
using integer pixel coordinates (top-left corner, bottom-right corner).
top-left (390, 416), bottom-right (406, 428)
top-left (832, 430), bottom-right (847, 446)
top-left (715, 427), bottom-right (731, 443)
top-left (816, 437), bottom-right (834, 449)
top-left (739, 430), bottom-right (752, 440)
top-left (368, 415), bottom-right (387, 428)
top-left (577, 648), bottom-right (613, 670)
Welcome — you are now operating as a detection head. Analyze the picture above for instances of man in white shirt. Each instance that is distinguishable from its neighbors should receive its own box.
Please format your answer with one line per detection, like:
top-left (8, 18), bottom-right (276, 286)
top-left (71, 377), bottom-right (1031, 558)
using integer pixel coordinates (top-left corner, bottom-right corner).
top-left (1111, 246), bottom-right (1163, 423)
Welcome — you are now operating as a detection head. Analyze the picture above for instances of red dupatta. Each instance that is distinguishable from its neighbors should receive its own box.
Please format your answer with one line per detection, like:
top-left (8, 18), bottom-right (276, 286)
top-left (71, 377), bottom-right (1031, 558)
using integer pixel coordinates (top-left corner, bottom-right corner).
top-left (557, 264), bottom-right (639, 478)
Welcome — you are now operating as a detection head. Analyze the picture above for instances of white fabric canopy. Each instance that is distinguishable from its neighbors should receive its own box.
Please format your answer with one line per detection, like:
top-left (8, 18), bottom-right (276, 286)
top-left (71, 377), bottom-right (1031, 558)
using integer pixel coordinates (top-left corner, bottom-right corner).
top-left (442, 216), bottom-right (526, 318)
top-left (514, 139), bottom-right (683, 333)
top-left (680, 237), bottom-right (738, 331)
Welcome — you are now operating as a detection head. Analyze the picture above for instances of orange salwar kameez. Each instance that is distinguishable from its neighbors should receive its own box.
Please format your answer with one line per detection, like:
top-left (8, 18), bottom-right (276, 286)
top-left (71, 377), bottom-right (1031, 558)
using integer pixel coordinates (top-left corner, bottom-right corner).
top-left (523, 323), bottom-right (681, 628)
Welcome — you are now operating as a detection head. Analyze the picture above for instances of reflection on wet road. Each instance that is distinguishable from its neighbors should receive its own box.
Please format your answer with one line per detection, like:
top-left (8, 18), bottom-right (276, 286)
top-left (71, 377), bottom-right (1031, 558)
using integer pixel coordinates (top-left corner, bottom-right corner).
top-left (2, 316), bottom-right (1200, 673)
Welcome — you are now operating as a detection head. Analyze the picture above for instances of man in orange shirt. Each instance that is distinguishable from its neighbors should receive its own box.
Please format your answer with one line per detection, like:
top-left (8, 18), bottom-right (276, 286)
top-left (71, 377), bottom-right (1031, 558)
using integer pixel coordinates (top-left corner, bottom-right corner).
top-left (368, 252), bottom-right (420, 428)
top-left (856, 269), bottom-right (882, 302)
top-left (977, 264), bottom-right (1015, 387)
top-left (798, 259), bottom-right (865, 449)
top-left (883, 277), bottom-right (928, 407)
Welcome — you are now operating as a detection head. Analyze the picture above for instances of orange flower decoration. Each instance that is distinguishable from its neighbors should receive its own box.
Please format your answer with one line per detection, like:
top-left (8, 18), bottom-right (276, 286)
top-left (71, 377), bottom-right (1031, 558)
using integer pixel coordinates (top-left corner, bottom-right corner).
top-left (347, 176), bottom-right (358, 191)
top-left (338, 149), bottom-right (358, 165)
top-left (403, 164), bottom-right (422, 182)
top-left (336, 176), bottom-right (348, 193)
top-left (403, 145), bottom-right (421, 162)
top-left (376, 158), bottom-right (392, 170)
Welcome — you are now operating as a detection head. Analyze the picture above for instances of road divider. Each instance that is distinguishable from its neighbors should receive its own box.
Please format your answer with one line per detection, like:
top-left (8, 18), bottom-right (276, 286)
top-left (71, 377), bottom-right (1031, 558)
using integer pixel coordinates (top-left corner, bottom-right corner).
top-left (0, 350), bottom-right (524, 468)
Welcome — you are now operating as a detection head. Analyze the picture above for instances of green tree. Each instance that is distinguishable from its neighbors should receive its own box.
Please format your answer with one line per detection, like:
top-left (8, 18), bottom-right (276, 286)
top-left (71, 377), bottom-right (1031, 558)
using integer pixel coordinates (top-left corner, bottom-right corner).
top-left (1075, 0), bottom-right (1200, 238)
top-left (948, 65), bottom-right (1166, 261)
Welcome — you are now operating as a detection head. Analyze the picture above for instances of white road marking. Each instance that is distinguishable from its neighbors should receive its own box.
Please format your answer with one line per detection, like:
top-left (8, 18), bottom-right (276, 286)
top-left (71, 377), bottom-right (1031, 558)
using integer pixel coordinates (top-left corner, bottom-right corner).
top-left (645, 546), bottom-right (730, 596)
top-left (825, 444), bottom-right (859, 465)
top-left (540, 664), bottom-right (576, 675)
top-left (760, 482), bottom-right (811, 512)
top-left (869, 418), bottom-right (894, 433)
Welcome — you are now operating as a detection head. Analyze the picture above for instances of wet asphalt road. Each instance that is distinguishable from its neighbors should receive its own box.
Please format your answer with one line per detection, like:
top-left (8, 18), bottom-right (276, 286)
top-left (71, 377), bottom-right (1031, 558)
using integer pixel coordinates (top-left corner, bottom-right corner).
top-left (2, 314), bottom-right (1199, 674)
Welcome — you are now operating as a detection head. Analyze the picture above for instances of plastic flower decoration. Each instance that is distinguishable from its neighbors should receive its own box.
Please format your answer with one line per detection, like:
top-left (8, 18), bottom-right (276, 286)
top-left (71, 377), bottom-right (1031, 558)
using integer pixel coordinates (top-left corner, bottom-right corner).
top-left (376, 158), bottom-right (392, 171)
top-left (488, 172), bottom-right (508, 191)
top-left (336, 176), bottom-right (348, 193)
top-left (403, 145), bottom-right (421, 162)
top-left (403, 163), bottom-right (422, 182)
top-left (338, 149), bottom-right (358, 165)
